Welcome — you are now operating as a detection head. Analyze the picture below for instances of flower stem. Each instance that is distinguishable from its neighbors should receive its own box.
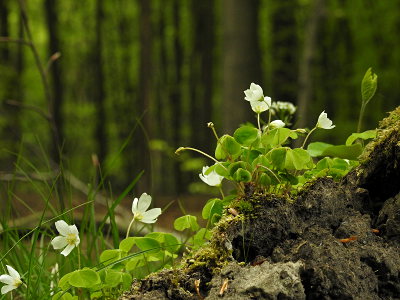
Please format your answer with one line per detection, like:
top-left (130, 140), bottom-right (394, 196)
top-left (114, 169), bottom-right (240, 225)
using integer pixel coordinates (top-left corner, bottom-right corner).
top-left (77, 247), bottom-right (81, 269)
top-left (126, 218), bottom-right (135, 239)
top-left (175, 147), bottom-right (227, 170)
top-left (208, 122), bottom-right (220, 141)
top-left (357, 103), bottom-right (366, 133)
top-left (219, 186), bottom-right (225, 199)
top-left (265, 109), bottom-right (272, 135)
top-left (257, 113), bottom-right (261, 131)
top-left (301, 127), bottom-right (317, 149)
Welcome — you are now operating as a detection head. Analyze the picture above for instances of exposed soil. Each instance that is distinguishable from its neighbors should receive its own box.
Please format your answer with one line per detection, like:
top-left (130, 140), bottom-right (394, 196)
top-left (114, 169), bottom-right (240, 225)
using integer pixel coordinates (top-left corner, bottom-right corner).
top-left (121, 107), bottom-right (400, 300)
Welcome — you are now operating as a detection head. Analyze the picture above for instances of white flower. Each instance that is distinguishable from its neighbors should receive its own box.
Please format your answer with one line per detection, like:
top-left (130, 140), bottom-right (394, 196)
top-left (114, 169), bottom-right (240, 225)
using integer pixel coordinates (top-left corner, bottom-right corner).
top-left (244, 83), bottom-right (271, 114)
top-left (131, 193), bottom-right (162, 224)
top-left (269, 120), bottom-right (285, 128)
top-left (0, 265), bottom-right (22, 295)
top-left (51, 220), bottom-right (80, 256)
top-left (199, 166), bottom-right (224, 187)
top-left (316, 111), bottom-right (335, 129)
top-left (271, 101), bottom-right (296, 115)
top-left (244, 83), bottom-right (264, 102)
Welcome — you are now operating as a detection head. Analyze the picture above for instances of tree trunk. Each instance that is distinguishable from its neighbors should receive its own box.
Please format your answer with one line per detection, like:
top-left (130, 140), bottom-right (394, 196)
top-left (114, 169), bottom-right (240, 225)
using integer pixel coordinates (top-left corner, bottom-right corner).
top-left (137, 0), bottom-right (152, 192)
top-left (296, 0), bottom-right (325, 130)
top-left (270, 0), bottom-right (298, 103)
top-left (93, 0), bottom-right (107, 165)
top-left (44, 0), bottom-right (64, 162)
top-left (222, 0), bottom-right (262, 134)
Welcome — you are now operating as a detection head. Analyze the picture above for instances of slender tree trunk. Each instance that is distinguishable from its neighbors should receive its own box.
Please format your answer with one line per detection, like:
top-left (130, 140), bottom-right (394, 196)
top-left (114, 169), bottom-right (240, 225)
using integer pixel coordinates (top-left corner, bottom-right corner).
top-left (93, 0), bottom-right (107, 165)
top-left (190, 0), bottom-right (215, 152)
top-left (222, 0), bottom-right (262, 134)
top-left (296, 0), bottom-right (325, 130)
top-left (44, 0), bottom-right (64, 161)
top-left (137, 0), bottom-right (152, 192)
top-left (270, 1), bottom-right (298, 103)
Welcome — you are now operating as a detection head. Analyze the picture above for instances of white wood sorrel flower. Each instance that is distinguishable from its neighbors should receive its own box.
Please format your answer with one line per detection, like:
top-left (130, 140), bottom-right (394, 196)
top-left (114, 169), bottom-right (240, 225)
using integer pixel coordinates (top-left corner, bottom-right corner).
top-left (269, 120), bottom-right (285, 128)
top-left (131, 193), bottom-right (162, 224)
top-left (0, 265), bottom-right (22, 295)
top-left (51, 220), bottom-right (80, 256)
top-left (199, 166), bottom-right (224, 187)
top-left (317, 111), bottom-right (335, 129)
top-left (244, 83), bottom-right (271, 113)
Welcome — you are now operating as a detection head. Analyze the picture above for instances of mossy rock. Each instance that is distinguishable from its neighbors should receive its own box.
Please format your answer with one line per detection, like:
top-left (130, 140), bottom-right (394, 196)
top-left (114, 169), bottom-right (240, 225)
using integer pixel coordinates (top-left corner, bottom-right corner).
top-left (121, 107), bottom-right (400, 300)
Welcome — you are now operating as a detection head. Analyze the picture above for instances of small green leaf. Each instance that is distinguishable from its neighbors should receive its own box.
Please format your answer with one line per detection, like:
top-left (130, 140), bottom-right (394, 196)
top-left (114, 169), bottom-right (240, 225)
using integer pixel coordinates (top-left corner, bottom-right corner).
top-left (119, 238), bottom-right (137, 252)
top-left (134, 237), bottom-right (161, 254)
top-left (173, 215), bottom-right (200, 232)
top-left (261, 128), bottom-right (296, 147)
top-left (192, 228), bottom-right (211, 248)
top-left (285, 148), bottom-right (312, 170)
top-left (322, 144), bottom-right (363, 160)
top-left (259, 173), bottom-right (271, 186)
top-left (68, 268), bottom-right (101, 288)
top-left (307, 142), bottom-right (333, 157)
top-left (58, 272), bottom-right (73, 290)
top-left (215, 135), bottom-right (242, 159)
top-left (234, 125), bottom-right (259, 145)
top-left (233, 168), bottom-right (252, 182)
top-left (228, 161), bottom-right (247, 177)
top-left (269, 147), bottom-right (288, 170)
top-left (202, 198), bottom-right (224, 221)
top-left (361, 67), bottom-right (378, 105)
top-left (146, 232), bottom-right (181, 253)
top-left (104, 270), bottom-right (123, 288)
top-left (345, 129), bottom-right (377, 146)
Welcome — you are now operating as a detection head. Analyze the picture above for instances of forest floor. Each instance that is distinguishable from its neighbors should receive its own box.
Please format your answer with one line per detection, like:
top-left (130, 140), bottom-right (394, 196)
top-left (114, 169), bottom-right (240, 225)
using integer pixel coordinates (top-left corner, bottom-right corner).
top-left (120, 107), bottom-right (400, 299)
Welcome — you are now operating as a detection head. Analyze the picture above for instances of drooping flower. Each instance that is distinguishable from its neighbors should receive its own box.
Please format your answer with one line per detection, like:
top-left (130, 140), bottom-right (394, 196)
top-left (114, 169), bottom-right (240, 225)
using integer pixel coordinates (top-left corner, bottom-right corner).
top-left (0, 265), bottom-right (22, 295)
top-left (131, 193), bottom-right (162, 224)
top-left (244, 83), bottom-right (272, 113)
top-left (269, 120), bottom-right (285, 128)
top-left (51, 220), bottom-right (80, 256)
top-left (316, 111), bottom-right (335, 129)
top-left (199, 166), bottom-right (224, 187)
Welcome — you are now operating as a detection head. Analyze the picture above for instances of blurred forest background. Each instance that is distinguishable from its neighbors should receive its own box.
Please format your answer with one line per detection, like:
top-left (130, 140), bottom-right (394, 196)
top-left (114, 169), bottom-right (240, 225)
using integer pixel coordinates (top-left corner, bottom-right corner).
top-left (0, 0), bottom-right (399, 204)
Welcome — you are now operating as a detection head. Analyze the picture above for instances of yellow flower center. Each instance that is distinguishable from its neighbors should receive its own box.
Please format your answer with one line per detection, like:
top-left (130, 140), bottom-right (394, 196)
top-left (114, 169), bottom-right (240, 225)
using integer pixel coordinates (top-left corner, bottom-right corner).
top-left (14, 278), bottom-right (22, 288)
top-left (134, 213), bottom-right (143, 221)
top-left (66, 233), bottom-right (77, 245)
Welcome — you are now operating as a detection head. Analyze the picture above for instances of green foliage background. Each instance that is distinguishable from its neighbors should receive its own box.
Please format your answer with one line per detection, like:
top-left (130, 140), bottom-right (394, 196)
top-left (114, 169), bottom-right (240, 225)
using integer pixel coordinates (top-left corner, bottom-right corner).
top-left (0, 0), bottom-right (399, 196)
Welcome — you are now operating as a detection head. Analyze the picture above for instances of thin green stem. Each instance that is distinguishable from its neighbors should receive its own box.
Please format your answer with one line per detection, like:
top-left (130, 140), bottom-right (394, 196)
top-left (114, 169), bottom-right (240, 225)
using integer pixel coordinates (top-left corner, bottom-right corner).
top-left (257, 113), bottom-right (261, 131)
top-left (265, 109), bottom-right (272, 135)
top-left (77, 247), bottom-right (81, 269)
top-left (126, 218), bottom-right (135, 239)
top-left (257, 165), bottom-right (281, 184)
top-left (208, 122), bottom-right (220, 141)
top-left (219, 186), bottom-right (225, 199)
top-left (175, 147), bottom-right (227, 170)
top-left (357, 103), bottom-right (366, 133)
top-left (301, 127), bottom-right (317, 149)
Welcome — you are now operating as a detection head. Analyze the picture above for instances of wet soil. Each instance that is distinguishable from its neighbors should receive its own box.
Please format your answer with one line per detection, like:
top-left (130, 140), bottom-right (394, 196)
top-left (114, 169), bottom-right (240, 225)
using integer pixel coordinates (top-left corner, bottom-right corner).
top-left (121, 107), bottom-right (400, 300)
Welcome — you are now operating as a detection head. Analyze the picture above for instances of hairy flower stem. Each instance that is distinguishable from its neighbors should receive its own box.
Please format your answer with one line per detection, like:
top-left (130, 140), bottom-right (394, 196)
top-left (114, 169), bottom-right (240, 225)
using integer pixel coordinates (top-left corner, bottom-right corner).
top-left (301, 127), bottom-right (317, 148)
top-left (175, 147), bottom-right (227, 170)
top-left (257, 113), bottom-right (261, 131)
top-left (357, 103), bottom-right (366, 133)
top-left (219, 186), bottom-right (225, 199)
top-left (208, 122), bottom-right (220, 141)
top-left (126, 218), bottom-right (135, 239)
top-left (77, 247), bottom-right (81, 269)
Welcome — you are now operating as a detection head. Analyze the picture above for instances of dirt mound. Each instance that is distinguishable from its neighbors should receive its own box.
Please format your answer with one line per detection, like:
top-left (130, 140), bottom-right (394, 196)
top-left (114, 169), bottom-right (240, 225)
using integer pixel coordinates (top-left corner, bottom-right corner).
top-left (121, 107), bottom-right (400, 300)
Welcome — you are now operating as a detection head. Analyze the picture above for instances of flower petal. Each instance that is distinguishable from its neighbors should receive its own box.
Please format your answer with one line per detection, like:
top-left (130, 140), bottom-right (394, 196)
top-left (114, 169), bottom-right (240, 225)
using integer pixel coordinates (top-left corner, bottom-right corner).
top-left (55, 220), bottom-right (70, 236)
top-left (0, 275), bottom-right (14, 285)
top-left (141, 208), bottom-right (162, 223)
top-left (6, 266), bottom-right (20, 280)
top-left (131, 198), bottom-right (139, 213)
top-left (68, 224), bottom-right (79, 236)
top-left (60, 244), bottom-right (75, 256)
top-left (1, 284), bottom-right (16, 295)
top-left (51, 236), bottom-right (68, 250)
top-left (137, 193), bottom-right (152, 212)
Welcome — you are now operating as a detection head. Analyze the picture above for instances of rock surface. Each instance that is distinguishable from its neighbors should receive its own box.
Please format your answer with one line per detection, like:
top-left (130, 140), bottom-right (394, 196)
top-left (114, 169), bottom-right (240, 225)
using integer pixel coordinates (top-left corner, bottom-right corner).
top-left (121, 107), bottom-right (400, 300)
